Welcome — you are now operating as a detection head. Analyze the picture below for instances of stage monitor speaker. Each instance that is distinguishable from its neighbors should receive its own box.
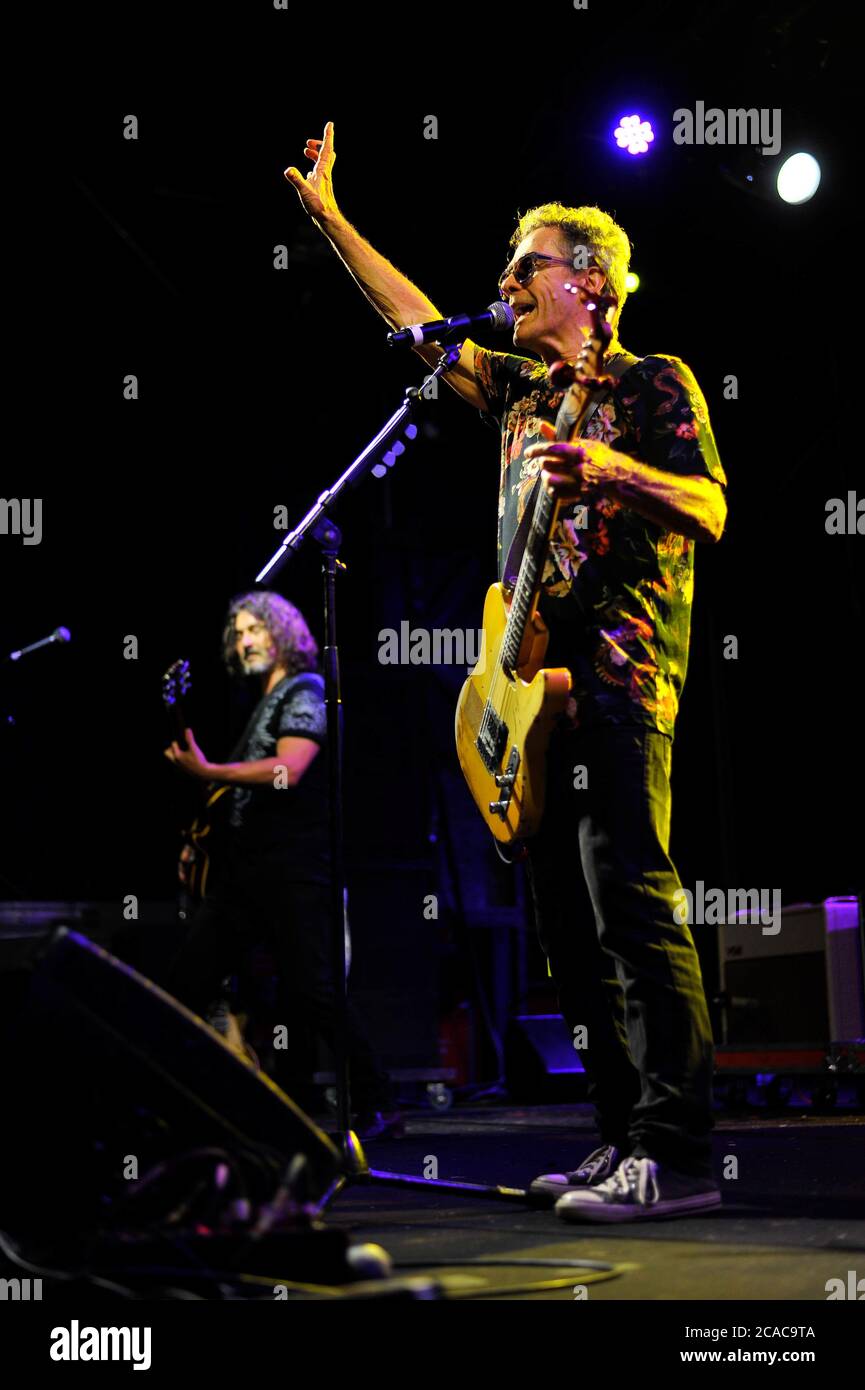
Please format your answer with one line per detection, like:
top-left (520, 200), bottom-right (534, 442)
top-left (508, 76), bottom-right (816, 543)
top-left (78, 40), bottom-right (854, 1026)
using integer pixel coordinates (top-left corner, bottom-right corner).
top-left (505, 1013), bottom-right (586, 1102)
top-left (0, 928), bottom-right (340, 1243)
top-left (720, 896), bottom-right (864, 1045)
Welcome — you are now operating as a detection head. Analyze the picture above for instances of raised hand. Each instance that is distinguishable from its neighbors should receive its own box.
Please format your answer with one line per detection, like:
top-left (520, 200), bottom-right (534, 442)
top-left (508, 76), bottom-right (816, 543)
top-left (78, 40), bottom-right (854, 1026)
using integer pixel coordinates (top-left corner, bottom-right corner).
top-left (283, 120), bottom-right (339, 224)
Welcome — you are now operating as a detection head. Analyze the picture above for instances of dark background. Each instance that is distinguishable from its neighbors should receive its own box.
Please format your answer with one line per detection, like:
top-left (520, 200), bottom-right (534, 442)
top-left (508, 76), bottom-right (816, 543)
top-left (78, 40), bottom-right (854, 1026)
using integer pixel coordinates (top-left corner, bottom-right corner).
top-left (3, 1), bottom-right (860, 1069)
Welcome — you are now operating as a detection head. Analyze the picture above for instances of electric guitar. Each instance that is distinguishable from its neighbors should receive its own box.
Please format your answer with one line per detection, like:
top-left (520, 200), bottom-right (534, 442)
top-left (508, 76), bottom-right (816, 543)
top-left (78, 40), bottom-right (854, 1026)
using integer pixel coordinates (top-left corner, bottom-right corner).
top-left (454, 292), bottom-right (618, 858)
top-left (162, 659), bottom-right (231, 904)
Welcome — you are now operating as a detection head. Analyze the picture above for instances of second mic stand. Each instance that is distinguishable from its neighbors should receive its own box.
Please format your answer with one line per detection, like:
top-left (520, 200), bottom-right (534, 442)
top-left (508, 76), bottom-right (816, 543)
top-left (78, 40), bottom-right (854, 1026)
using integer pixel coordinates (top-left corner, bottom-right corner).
top-left (256, 343), bottom-right (528, 1209)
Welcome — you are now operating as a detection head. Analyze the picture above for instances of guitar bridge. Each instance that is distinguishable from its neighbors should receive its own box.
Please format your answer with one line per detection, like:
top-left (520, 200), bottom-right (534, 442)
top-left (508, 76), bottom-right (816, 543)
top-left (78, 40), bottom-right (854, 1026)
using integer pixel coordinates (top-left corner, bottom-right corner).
top-left (488, 745), bottom-right (520, 820)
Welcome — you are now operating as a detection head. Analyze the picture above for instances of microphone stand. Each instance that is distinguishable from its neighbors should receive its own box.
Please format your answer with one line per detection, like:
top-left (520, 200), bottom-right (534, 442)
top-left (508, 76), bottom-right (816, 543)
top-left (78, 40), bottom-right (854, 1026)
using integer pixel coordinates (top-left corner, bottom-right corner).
top-left (255, 345), bottom-right (528, 1210)
top-left (2, 629), bottom-right (72, 894)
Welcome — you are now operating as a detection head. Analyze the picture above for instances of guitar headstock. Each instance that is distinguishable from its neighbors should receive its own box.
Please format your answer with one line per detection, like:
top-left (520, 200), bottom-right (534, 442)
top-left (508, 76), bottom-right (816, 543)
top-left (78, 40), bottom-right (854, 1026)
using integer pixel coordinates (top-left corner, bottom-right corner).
top-left (162, 659), bottom-right (192, 749)
top-left (162, 659), bottom-right (192, 711)
top-left (548, 290), bottom-right (618, 397)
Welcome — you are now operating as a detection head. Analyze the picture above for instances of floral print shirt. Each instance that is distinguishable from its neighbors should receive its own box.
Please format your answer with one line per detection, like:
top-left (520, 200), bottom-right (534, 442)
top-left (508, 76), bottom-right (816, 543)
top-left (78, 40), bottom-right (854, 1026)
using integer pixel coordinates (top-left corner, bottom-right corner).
top-left (473, 348), bottom-right (727, 737)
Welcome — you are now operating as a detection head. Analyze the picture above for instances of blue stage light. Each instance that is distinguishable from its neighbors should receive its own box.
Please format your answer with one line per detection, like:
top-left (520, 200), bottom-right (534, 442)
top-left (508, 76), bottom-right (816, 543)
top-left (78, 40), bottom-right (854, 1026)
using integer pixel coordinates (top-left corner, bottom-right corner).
top-left (614, 114), bottom-right (655, 156)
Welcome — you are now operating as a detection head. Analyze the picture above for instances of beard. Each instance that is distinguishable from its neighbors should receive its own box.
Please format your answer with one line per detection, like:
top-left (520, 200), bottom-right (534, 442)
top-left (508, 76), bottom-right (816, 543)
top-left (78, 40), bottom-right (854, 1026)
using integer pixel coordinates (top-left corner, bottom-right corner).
top-left (241, 652), bottom-right (275, 676)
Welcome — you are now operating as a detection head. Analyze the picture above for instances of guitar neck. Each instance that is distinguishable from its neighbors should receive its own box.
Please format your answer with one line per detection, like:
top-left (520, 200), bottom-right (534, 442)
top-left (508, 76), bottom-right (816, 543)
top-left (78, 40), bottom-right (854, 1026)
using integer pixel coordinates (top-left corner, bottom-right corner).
top-left (501, 485), bottom-right (559, 673)
top-left (171, 703), bottom-right (189, 750)
top-left (499, 297), bottom-right (616, 674)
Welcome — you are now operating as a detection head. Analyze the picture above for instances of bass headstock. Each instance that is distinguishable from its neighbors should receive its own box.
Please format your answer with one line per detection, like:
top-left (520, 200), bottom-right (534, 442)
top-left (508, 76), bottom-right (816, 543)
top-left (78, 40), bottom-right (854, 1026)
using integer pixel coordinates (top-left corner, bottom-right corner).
top-left (162, 658), bottom-right (192, 711)
top-left (162, 659), bottom-right (192, 749)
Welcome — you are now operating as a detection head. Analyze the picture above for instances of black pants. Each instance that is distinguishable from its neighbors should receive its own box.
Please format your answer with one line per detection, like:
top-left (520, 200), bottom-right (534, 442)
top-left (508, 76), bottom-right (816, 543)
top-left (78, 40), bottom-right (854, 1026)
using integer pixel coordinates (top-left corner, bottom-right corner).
top-left (166, 870), bottom-right (393, 1114)
top-left (526, 718), bottom-right (715, 1177)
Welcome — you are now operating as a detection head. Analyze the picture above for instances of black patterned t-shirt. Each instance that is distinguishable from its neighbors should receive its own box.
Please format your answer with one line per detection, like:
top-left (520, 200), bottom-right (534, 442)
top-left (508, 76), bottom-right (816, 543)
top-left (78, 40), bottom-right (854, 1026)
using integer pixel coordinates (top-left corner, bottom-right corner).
top-left (473, 348), bottom-right (727, 737)
top-left (225, 671), bottom-right (330, 883)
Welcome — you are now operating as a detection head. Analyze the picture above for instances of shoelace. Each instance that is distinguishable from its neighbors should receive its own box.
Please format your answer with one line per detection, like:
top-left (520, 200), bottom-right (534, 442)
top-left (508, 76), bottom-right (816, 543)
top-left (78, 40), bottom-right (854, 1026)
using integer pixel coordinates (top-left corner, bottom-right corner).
top-left (598, 1157), bottom-right (660, 1205)
top-left (574, 1145), bottom-right (617, 1181)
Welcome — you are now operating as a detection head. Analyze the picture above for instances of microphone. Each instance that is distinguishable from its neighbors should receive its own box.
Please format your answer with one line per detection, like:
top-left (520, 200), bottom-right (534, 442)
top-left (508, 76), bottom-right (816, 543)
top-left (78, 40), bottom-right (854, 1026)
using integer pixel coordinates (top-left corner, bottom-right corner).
top-left (387, 301), bottom-right (515, 348)
top-left (8, 627), bottom-right (72, 662)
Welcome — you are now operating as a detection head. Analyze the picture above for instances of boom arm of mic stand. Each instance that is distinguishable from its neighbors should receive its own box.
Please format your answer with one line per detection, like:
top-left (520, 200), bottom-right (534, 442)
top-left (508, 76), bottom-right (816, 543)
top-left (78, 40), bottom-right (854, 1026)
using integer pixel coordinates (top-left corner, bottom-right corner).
top-left (255, 343), bottom-right (465, 585)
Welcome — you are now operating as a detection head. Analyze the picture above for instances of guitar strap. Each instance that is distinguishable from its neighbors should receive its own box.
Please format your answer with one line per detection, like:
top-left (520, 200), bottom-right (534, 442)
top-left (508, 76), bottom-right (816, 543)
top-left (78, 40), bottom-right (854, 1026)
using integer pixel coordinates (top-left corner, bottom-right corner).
top-left (226, 691), bottom-right (272, 764)
top-left (204, 673), bottom-right (319, 814)
top-left (225, 671), bottom-right (317, 763)
top-left (501, 351), bottom-right (640, 589)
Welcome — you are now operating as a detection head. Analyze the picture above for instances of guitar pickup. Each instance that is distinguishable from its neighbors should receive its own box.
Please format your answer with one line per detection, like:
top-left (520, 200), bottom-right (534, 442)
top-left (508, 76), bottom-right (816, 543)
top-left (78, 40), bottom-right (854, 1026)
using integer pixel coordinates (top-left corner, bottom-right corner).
top-left (477, 712), bottom-right (509, 772)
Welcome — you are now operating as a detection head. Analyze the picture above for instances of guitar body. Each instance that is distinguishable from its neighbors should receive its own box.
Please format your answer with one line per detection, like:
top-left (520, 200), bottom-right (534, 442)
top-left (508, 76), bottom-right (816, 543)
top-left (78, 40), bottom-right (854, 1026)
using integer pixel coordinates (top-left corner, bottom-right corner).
top-left (455, 290), bottom-right (618, 856)
top-left (455, 581), bottom-right (572, 853)
top-left (185, 782), bottom-right (231, 901)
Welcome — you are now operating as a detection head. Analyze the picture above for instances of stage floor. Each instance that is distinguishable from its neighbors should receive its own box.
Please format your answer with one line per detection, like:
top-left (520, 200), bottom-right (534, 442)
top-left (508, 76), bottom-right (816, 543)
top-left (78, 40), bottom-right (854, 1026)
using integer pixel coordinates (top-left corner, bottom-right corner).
top-left (322, 1104), bottom-right (865, 1300)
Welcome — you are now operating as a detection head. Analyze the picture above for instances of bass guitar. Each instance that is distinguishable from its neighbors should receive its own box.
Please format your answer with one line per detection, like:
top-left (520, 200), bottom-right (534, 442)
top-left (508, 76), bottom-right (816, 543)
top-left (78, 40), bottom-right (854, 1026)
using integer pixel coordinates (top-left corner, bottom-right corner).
top-left (161, 658), bottom-right (230, 904)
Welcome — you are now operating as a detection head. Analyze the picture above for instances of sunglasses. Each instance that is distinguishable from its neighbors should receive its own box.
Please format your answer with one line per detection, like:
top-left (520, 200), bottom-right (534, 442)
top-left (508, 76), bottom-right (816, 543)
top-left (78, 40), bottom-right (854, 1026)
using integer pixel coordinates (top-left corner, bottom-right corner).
top-left (498, 252), bottom-right (584, 296)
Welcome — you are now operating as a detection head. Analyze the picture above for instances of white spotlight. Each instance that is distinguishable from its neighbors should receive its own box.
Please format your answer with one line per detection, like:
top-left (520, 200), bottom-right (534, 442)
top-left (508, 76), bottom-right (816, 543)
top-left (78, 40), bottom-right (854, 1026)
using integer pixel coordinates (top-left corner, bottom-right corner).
top-left (776, 152), bottom-right (821, 205)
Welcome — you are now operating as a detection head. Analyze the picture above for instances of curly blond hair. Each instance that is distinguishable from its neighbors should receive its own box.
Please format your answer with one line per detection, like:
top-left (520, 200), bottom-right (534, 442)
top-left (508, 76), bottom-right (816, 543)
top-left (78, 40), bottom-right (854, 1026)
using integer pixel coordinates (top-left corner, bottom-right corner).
top-left (510, 203), bottom-right (632, 329)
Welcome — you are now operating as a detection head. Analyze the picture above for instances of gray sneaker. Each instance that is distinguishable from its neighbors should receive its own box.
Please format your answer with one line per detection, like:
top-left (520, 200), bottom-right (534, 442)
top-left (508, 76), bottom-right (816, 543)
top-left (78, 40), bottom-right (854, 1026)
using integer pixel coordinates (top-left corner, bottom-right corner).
top-left (555, 1156), bottom-right (722, 1223)
top-left (528, 1143), bottom-right (623, 1204)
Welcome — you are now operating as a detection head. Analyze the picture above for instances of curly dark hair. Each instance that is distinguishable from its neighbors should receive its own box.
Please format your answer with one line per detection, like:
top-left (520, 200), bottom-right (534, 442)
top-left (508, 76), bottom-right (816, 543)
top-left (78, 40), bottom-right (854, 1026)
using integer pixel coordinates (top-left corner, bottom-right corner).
top-left (222, 590), bottom-right (320, 679)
